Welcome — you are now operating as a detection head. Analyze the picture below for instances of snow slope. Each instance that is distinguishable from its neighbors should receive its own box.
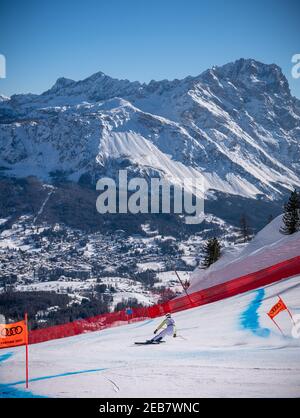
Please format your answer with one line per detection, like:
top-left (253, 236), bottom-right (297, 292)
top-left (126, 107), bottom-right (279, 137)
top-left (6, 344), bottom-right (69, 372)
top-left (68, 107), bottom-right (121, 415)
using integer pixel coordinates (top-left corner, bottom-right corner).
top-left (0, 274), bottom-right (300, 398)
top-left (189, 214), bottom-right (300, 293)
top-left (1, 216), bottom-right (300, 398)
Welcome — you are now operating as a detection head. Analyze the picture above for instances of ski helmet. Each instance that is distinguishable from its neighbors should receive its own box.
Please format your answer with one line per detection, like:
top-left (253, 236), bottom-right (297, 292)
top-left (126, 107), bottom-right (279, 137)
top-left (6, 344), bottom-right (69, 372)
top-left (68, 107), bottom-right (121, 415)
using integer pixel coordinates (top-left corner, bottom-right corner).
top-left (166, 313), bottom-right (171, 318)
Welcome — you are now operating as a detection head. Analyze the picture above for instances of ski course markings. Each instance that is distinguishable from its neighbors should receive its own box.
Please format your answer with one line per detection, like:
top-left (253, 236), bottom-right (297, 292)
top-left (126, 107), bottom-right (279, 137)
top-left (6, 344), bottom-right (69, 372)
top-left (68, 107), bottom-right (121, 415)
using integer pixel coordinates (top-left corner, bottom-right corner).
top-left (0, 351), bottom-right (45, 398)
top-left (132, 319), bottom-right (154, 328)
top-left (240, 288), bottom-right (270, 337)
top-left (9, 367), bottom-right (108, 386)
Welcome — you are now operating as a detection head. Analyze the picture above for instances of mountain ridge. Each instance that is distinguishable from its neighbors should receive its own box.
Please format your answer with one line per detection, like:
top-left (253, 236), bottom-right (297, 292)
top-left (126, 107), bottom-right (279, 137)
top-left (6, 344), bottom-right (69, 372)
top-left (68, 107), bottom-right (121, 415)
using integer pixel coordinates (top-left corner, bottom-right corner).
top-left (0, 58), bottom-right (299, 205)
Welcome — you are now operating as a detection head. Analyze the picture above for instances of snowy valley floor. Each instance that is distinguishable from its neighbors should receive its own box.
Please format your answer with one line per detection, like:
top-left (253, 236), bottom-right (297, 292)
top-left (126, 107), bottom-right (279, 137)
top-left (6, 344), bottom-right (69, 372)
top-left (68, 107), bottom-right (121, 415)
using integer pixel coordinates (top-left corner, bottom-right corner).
top-left (1, 275), bottom-right (300, 398)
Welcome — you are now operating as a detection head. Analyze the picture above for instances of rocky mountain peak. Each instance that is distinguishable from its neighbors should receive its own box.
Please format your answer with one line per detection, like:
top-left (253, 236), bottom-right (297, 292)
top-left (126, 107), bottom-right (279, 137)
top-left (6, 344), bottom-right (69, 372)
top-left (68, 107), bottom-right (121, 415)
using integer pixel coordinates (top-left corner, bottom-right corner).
top-left (209, 58), bottom-right (290, 94)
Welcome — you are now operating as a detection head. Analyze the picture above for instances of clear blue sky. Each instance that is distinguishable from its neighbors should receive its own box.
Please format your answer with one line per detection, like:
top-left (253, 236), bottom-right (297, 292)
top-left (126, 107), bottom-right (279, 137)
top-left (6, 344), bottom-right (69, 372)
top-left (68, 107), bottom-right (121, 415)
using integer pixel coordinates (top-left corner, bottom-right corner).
top-left (0, 0), bottom-right (299, 98)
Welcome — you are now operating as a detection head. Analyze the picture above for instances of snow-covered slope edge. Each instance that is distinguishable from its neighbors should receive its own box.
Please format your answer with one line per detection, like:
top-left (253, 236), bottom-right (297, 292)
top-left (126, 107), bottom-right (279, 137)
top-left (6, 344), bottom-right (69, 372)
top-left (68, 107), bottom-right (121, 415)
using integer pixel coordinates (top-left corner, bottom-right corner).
top-left (189, 214), bottom-right (300, 293)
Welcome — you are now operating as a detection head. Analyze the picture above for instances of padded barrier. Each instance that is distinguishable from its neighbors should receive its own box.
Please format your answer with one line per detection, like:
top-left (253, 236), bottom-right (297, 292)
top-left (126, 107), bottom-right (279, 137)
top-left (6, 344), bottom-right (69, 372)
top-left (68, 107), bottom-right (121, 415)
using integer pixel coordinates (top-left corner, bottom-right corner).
top-left (29, 255), bottom-right (300, 345)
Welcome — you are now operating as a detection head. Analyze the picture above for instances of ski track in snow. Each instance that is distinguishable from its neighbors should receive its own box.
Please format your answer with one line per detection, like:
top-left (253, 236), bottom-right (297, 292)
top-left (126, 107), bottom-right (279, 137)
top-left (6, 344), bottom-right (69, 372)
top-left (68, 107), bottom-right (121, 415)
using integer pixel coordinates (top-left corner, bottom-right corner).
top-left (33, 187), bottom-right (54, 225)
top-left (1, 275), bottom-right (300, 398)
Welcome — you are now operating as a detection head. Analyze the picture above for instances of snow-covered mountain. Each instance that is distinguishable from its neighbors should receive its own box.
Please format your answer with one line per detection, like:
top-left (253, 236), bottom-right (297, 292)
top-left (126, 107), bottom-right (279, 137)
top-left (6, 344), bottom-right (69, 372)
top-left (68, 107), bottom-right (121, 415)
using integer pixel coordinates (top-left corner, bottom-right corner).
top-left (1, 58), bottom-right (300, 200)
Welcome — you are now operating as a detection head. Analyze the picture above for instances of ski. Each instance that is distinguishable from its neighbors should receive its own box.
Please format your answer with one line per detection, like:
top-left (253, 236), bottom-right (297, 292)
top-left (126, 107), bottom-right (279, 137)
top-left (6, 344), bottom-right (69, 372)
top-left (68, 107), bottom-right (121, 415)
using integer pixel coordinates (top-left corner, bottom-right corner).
top-left (134, 341), bottom-right (165, 345)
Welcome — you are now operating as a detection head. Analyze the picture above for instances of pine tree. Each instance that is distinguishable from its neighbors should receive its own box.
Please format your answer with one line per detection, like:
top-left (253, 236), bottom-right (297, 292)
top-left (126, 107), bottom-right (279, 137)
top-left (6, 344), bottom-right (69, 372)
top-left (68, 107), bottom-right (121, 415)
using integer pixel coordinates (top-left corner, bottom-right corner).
top-left (239, 213), bottom-right (251, 243)
top-left (280, 189), bottom-right (300, 235)
top-left (202, 237), bottom-right (221, 268)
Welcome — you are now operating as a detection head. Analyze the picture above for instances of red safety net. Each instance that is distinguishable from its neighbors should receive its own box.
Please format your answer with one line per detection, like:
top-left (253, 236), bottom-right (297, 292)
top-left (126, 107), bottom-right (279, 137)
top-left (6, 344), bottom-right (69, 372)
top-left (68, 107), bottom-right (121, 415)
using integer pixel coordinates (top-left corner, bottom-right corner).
top-left (29, 255), bottom-right (300, 345)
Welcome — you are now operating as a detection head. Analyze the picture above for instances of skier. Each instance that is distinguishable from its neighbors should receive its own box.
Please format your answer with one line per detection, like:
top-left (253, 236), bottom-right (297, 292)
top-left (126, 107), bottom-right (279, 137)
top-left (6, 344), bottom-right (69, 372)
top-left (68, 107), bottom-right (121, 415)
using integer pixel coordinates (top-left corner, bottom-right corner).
top-left (149, 313), bottom-right (177, 343)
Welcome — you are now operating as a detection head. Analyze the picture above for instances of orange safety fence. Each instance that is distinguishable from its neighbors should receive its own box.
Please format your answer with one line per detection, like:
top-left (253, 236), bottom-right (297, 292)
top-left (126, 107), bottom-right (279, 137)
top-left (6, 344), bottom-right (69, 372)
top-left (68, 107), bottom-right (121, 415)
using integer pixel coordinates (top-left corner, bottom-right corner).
top-left (29, 255), bottom-right (300, 345)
